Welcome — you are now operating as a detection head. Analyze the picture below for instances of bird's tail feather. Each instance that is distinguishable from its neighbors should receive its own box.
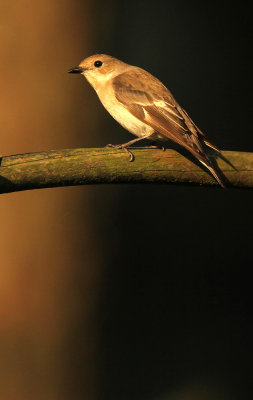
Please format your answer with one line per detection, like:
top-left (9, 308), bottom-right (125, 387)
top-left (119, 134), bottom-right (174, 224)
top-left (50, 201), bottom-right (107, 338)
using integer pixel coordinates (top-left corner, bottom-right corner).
top-left (204, 141), bottom-right (238, 172)
top-left (198, 156), bottom-right (226, 188)
top-left (184, 132), bottom-right (226, 188)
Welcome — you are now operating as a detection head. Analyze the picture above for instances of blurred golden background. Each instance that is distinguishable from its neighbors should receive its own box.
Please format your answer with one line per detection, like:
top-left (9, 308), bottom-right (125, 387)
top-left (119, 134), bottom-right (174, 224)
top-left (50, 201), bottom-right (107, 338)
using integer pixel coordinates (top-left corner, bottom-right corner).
top-left (0, 1), bottom-right (109, 398)
top-left (0, 1), bottom-right (252, 400)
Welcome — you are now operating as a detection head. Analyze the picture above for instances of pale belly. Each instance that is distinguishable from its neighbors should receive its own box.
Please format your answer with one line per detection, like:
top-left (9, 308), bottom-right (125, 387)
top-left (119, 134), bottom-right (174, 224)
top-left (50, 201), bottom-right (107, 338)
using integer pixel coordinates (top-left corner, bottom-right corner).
top-left (97, 88), bottom-right (155, 138)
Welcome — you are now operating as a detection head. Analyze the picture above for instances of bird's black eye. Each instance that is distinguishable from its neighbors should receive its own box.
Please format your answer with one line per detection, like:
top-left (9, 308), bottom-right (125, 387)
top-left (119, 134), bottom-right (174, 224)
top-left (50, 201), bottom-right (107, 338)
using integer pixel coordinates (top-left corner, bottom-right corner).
top-left (94, 60), bottom-right (103, 68)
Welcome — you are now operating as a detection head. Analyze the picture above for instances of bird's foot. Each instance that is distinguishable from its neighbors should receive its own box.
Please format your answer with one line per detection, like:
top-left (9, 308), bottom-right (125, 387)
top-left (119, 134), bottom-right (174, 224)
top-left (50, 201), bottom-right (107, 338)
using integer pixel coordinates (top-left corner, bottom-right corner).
top-left (106, 144), bottom-right (134, 162)
top-left (150, 141), bottom-right (166, 151)
top-left (158, 145), bottom-right (165, 152)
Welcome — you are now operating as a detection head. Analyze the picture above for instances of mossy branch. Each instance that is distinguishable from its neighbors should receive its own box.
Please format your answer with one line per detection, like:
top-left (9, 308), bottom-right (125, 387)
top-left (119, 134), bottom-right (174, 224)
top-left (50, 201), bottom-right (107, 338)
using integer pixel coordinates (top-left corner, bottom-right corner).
top-left (0, 148), bottom-right (252, 194)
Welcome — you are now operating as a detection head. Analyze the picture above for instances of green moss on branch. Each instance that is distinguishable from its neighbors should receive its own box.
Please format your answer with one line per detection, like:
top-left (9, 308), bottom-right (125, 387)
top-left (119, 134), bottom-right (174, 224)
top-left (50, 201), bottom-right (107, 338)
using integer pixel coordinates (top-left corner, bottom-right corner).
top-left (0, 148), bottom-right (252, 194)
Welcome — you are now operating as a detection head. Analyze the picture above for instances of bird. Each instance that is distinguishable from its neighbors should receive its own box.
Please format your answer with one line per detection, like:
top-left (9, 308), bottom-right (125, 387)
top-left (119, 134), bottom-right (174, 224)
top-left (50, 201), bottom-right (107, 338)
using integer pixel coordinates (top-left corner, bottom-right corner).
top-left (68, 54), bottom-right (225, 187)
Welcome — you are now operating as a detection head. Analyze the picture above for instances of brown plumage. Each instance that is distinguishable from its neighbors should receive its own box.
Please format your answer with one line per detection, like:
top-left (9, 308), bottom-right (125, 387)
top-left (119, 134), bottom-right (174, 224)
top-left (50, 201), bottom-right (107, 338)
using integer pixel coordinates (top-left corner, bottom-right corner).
top-left (69, 54), bottom-right (225, 187)
top-left (113, 68), bottom-right (225, 187)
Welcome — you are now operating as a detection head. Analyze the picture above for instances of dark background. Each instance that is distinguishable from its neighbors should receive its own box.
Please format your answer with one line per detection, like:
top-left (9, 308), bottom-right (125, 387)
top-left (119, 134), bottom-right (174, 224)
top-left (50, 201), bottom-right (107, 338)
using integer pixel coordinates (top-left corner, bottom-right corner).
top-left (1, 2), bottom-right (252, 400)
top-left (95, 3), bottom-right (252, 400)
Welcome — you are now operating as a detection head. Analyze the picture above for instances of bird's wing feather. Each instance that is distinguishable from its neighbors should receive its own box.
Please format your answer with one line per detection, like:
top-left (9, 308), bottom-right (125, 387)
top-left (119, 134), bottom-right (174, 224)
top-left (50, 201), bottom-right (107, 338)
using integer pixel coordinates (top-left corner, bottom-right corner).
top-left (113, 68), bottom-right (209, 157)
top-left (112, 68), bottom-right (226, 187)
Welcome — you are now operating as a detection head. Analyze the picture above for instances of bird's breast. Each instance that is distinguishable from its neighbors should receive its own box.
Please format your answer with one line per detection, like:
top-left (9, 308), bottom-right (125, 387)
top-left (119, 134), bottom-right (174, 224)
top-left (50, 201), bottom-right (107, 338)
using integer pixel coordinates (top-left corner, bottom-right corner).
top-left (96, 83), bottom-right (154, 137)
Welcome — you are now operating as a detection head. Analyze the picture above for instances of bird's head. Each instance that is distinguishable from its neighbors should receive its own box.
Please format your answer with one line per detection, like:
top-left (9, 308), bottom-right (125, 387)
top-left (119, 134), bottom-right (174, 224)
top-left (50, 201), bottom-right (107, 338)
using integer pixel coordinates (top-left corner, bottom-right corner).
top-left (68, 54), bottom-right (127, 90)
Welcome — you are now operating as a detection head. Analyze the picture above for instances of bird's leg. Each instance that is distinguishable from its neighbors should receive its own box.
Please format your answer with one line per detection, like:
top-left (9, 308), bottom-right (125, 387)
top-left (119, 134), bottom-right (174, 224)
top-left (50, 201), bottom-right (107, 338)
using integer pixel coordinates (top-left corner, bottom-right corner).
top-left (106, 134), bottom-right (152, 162)
top-left (150, 141), bottom-right (166, 151)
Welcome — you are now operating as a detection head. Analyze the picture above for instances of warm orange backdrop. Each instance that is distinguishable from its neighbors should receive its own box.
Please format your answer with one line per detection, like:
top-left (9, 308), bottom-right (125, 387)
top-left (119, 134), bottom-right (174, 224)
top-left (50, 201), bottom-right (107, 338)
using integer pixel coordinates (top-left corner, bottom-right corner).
top-left (0, 2), bottom-right (109, 399)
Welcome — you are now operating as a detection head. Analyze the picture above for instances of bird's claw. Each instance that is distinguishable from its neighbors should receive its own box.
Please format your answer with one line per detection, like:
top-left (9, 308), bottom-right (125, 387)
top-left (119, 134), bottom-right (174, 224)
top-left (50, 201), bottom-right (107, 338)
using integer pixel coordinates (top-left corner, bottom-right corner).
top-left (150, 141), bottom-right (166, 151)
top-left (155, 144), bottom-right (166, 152)
top-left (106, 144), bottom-right (134, 162)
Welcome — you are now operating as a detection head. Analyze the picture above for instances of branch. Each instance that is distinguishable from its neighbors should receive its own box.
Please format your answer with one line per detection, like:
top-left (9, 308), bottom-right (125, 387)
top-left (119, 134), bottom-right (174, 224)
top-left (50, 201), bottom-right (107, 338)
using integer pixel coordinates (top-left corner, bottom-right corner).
top-left (0, 148), bottom-right (252, 194)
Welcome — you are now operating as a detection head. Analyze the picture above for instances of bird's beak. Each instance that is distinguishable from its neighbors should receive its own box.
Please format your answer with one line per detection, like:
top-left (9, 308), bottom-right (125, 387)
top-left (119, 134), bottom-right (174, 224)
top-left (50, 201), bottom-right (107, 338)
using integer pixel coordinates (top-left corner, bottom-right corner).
top-left (68, 66), bottom-right (86, 74)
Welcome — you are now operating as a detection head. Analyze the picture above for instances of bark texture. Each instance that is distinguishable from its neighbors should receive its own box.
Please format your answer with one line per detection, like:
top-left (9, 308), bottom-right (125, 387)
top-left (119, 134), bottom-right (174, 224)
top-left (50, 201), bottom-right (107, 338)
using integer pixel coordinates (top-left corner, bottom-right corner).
top-left (0, 148), bottom-right (252, 194)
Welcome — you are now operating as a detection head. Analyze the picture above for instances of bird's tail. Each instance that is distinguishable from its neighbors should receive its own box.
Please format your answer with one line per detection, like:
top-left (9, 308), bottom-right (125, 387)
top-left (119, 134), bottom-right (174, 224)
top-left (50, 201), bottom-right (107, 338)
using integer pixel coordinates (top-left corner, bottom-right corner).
top-left (187, 132), bottom-right (226, 188)
top-left (181, 109), bottom-right (227, 187)
top-left (198, 156), bottom-right (226, 188)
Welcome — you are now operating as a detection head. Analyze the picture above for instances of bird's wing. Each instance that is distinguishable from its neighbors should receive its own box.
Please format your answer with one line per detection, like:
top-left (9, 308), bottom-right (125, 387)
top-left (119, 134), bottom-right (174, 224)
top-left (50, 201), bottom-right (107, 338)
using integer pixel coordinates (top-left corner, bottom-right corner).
top-left (112, 68), bottom-right (215, 157)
